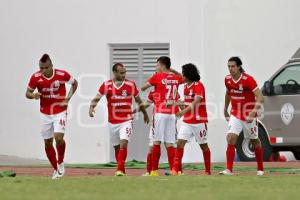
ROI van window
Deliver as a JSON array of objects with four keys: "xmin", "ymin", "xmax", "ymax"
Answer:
[{"xmin": 273, "ymin": 65, "xmax": 300, "ymax": 95}]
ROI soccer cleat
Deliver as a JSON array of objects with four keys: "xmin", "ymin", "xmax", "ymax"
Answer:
[
  {"xmin": 219, "ymin": 169, "xmax": 233, "ymax": 176},
  {"xmin": 142, "ymin": 172, "xmax": 151, "ymax": 176},
  {"xmin": 177, "ymin": 171, "xmax": 184, "ymax": 176},
  {"xmin": 204, "ymin": 171, "xmax": 211, "ymax": 175},
  {"xmin": 150, "ymin": 170, "xmax": 159, "ymax": 176},
  {"xmin": 170, "ymin": 170, "xmax": 178, "ymax": 176},
  {"xmin": 257, "ymin": 170, "xmax": 264, "ymax": 176},
  {"xmin": 52, "ymin": 170, "xmax": 60, "ymax": 179},
  {"xmin": 57, "ymin": 162, "xmax": 65, "ymax": 178},
  {"xmin": 115, "ymin": 171, "xmax": 126, "ymax": 176}
]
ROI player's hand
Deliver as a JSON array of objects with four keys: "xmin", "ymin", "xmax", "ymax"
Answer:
[
  {"xmin": 165, "ymin": 100, "xmax": 175, "ymax": 108},
  {"xmin": 176, "ymin": 110, "xmax": 184, "ymax": 119},
  {"xmin": 246, "ymin": 111, "xmax": 256, "ymax": 123},
  {"xmin": 89, "ymin": 107, "xmax": 96, "ymax": 117},
  {"xmin": 224, "ymin": 109, "xmax": 230, "ymax": 121},
  {"xmin": 132, "ymin": 108, "xmax": 137, "ymax": 114},
  {"xmin": 33, "ymin": 92, "xmax": 41, "ymax": 100},
  {"xmin": 59, "ymin": 99, "xmax": 69, "ymax": 108},
  {"xmin": 144, "ymin": 114, "xmax": 150, "ymax": 124}
]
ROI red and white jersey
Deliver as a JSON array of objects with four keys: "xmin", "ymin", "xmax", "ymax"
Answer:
[
  {"xmin": 148, "ymin": 72, "xmax": 183, "ymax": 114},
  {"xmin": 183, "ymin": 81, "xmax": 208, "ymax": 124},
  {"xmin": 98, "ymin": 79, "xmax": 139, "ymax": 124},
  {"xmin": 147, "ymin": 89, "xmax": 180, "ymax": 113},
  {"xmin": 225, "ymin": 73, "xmax": 258, "ymax": 121},
  {"xmin": 27, "ymin": 69, "xmax": 74, "ymax": 115}
]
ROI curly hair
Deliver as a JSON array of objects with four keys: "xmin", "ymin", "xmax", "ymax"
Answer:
[{"xmin": 182, "ymin": 63, "xmax": 200, "ymax": 82}]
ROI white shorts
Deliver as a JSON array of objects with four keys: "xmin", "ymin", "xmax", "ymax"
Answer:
[
  {"xmin": 109, "ymin": 120, "xmax": 133, "ymax": 146},
  {"xmin": 40, "ymin": 111, "xmax": 67, "ymax": 139},
  {"xmin": 153, "ymin": 113, "xmax": 177, "ymax": 143},
  {"xmin": 178, "ymin": 122, "xmax": 208, "ymax": 144},
  {"xmin": 227, "ymin": 115, "xmax": 258, "ymax": 139}
]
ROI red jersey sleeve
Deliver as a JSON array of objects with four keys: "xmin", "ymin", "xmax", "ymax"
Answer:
[
  {"xmin": 98, "ymin": 82, "xmax": 107, "ymax": 95},
  {"xmin": 28, "ymin": 74, "xmax": 37, "ymax": 90},
  {"xmin": 194, "ymin": 82, "xmax": 205, "ymax": 98},
  {"xmin": 148, "ymin": 74, "xmax": 158, "ymax": 86},
  {"xmin": 247, "ymin": 76, "xmax": 258, "ymax": 91},
  {"xmin": 61, "ymin": 70, "xmax": 73, "ymax": 84}
]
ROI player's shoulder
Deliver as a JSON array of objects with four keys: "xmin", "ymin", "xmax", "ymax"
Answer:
[
  {"xmin": 55, "ymin": 68, "xmax": 69, "ymax": 76},
  {"xmin": 103, "ymin": 79, "xmax": 113, "ymax": 86},
  {"xmin": 225, "ymin": 74, "xmax": 232, "ymax": 80},
  {"xmin": 32, "ymin": 71, "xmax": 42, "ymax": 78},
  {"xmin": 124, "ymin": 79, "xmax": 137, "ymax": 86},
  {"xmin": 242, "ymin": 73, "xmax": 255, "ymax": 80}
]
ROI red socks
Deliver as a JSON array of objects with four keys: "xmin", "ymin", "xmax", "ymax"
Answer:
[
  {"xmin": 146, "ymin": 151, "xmax": 153, "ymax": 173},
  {"xmin": 152, "ymin": 144, "xmax": 161, "ymax": 171},
  {"xmin": 255, "ymin": 146, "xmax": 264, "ymax": 171},
  {"xmin": 203, "ymin": 148, "xmax": 211, "ymax": 174},
  {"xmin": 173, "ymin": 147, "xmax": 184, "ymax": 172},
  {"xmin": 166, "ymin": 146, "xmax": 175, "ymax": 170},
  {"xmin": 45, "ymin": 146, "xmax": 58, "ymax": 170},
  {"xmin": 56, "ymin": 142, "xmax": 66, "ymax": 164},
  {"xmin": 117, "ymin": 148, "xmax": 127, "ymax": 173},
  {"xmin": 226, "ymin": 144, "xmax": 235, "ymax": 172}
]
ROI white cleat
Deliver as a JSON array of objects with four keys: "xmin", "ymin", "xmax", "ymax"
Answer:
[
  {"xmin": 219, "ymin": 169, "xmax": 233, "ymax": 176},
  {"xmin": 52, "ymin": 170, "xmax": 60, "ymax": 179},
  {"xmin": 58, "ymin": 162, "xmax": 65, "ymax": 178},
  {"xmin": 257, "ymin": 170, "xmax": 264, "ymax": 176}
]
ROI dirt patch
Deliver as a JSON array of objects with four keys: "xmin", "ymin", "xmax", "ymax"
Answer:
[{"xmin": 1, "ymin": 161, "xmax": 299, "ymax": 177}]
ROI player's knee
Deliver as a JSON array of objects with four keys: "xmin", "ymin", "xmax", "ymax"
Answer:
[
  {"xmin": 176, "ymin": 140, "xmax": 186, "ymax": 148},
  {"xmin": 227, "ymin": 133, "xmax": 238, "ymax": 145},
  {"xmin": 200, "ymin": 143, "xmax": 209, "ymax": 151}
]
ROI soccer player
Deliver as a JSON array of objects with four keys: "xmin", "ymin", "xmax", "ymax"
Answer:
[
  {"xmin": 25, "ymin": 54, "xmax": 78, "ymax": 179},
  {"xmin": 134, "ymin": 89, "xmax": 180, "ymax": 176},
  {"xmin": 219, "ymin": 57, "xmax": 264, "ymax": 176},
  {"xmin": 89, "ymin": 63, "xmax": 149, "ymax": 176},
  {"xmin": 141, "ymin": 56, "xmax": 183, "ymax": 176},
  {"xmin": 171, "ymin": 63, "xmax": 211, "ymax": 175}
]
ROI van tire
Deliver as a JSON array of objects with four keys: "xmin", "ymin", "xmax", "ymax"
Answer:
[
  {"xmin": 236, "ymin": 126, "xmax": 273, "ymax": 161},
  {"xmin": 292, "ymin": 148, "xmax": 300, "ymax": 160}
]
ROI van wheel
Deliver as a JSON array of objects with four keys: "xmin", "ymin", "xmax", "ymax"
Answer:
[{"xmin": 236, "ymin": 126, "xmax": 273, "ymax": 161}]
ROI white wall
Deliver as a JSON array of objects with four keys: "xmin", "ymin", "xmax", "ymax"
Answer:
[{"xmin": 0, "ymin": 0, "xmax": 299, "ymax": 163}]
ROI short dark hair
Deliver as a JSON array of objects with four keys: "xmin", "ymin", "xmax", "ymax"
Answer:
[
  {"xmin": 228, "ymin": 56, "xmax": 245, "ymax": 72},
  {"xmin": 182, "ymin": 63, "xmax": 200, "ymax": 82},
  {"xmin": 112, "ymin": 63, "xmax": 124, "ymax": 72},
  {"xmin": 40, "ymin": 54, "xmax": 51, "ymax": 63},
  {"xmin": 157, "ymin": 56, "xmax": 171, "ymax": 69}
]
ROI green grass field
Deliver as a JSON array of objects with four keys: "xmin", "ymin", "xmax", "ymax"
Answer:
[{"xmin": 1, "ymin": 176, "xmax": 299, "ymax": 200}]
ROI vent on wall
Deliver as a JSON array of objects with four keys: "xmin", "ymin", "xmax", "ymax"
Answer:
[{"xmin": 110, "ymin": 44, "xmax": 169, "ymax": 75}]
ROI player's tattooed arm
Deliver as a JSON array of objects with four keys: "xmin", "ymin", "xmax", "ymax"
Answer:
[
  {"xmin": 89, "ymin": 93, "xmax": 103, "ymax": 117},
  {"xmin": 176, "ymin": 96, "xmax": 201, "ymax": 119},
  {"xmin": 25, "ymin": 88, "xmax": 41, "ymax": 100},
  {"xmin": 134, "ymin": 96, "xmax": 150, "ymax": 124},
  {"xmin": 60, "ymin": 79, "xmax": 78, "ymax": 108},
  {"xmin": 246, "ymin": 88, "xmax": 264, "ymax": 123},
  {"xmin": 224, "ymin": 90, "xmax": 231, "ymax": 121}
]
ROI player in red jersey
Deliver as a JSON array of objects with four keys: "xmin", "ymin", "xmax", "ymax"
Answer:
[
  {"xmin": 89, "ymin": 63, "xmax": 149, "ymax": 176},
  {"xmin": 219, "ymin": 57, "xmax": 265, "ymax": 176},
  {"xmin": 134, "ymin": 89, "xmax": 181, "ymax": 176},
  {"xmin": 141, "ymin": 56, "xmax": 183, "ymax": 176},
  {"xmin": 26, "ymin": 54, "xmax": 78, "ymax": 179},
  {"xmin": 170, "ymin": 63, "xmax": 211, "ymax": 175}
]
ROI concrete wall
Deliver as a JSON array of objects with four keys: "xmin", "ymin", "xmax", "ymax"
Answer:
[{"xmin": 0, "ymin": 0, "xmax": 299, "ymax": 163}]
